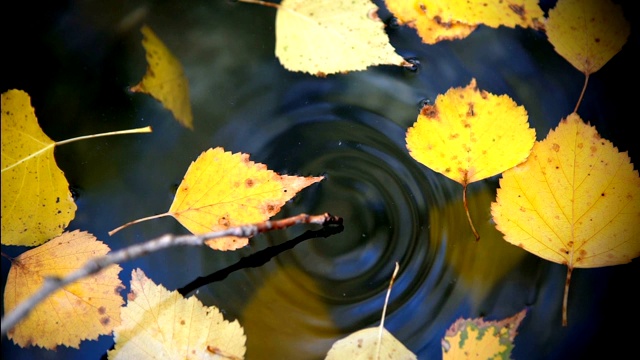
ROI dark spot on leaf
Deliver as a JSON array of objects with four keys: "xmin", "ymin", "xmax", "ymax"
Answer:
[
  {"xmin": 100, "ymin": 317, "xmax": 110, "ymax": 326},
  {"xmin": 98, "ymin": 306, "xmax": 107, "ymax": 315},
  {"xmin": 245, "ymin": 179, "xmax": 254, "ymax": 188},
  {"xmin": 420, "ymin": 104, "xmax": 438, "ymax": 118}
]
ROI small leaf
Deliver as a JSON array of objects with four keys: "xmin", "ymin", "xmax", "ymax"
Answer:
[
  {"xmin": 441, "ymin": 309, "xmax": 527, "ymax": 360},
  {"xmin": 1, "ymin": 89, "xmax": 77, "ymax": 246},
  {"xmin": 131, "ymin": 24, "xmax": 194, "ymax": 129},
  {"xmin": 4, "ymin": 230, "xmax": 124, "ymax": 349},
  {"xmin": 325, "ymin": 327, "xmax": 416, "ymax": 360},
  {"xmin": 406, "ymin": 79, "xmax": 535, "ymax": 239},
  {"xmin": 275, "ymin": 0, "xmax": 407, "ymax": 75},
  {"xmin": 109, "ymin": 268, "xmax": 246, "ymax": 360},
  {"xmin": 546, "ymin": 0, "xmax": 630, "ymax": 75}
]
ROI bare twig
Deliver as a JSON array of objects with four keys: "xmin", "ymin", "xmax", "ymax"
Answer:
[{"xmin": 1, "ymin": 213, "xmax": 342, "ymax": 336}]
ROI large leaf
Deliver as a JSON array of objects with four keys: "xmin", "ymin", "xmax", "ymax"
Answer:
[
  {"xmin": 4, "ymin": 231, "xmax": 124, "ymax": 349},
  {"xmin": 1, "ymin": 89, "xmax": 77, "ymax": 246}
]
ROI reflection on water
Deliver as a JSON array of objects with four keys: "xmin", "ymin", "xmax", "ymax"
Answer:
[{"xmin": 2, "ymin": 1, "xmax": 639, "ymax": 360}]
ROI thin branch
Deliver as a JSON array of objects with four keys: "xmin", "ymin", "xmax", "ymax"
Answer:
[{"xmin": 1, "ymin": 212, "xmax": 342, "ymax": 336}]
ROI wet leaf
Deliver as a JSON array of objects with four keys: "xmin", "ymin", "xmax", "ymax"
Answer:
[
  {"xmin": 546, "ymin": 0, "xmax": 630, "ymax": 75},
  {"xmin": 491, "ymin": 113, "xmax": 640, "ymax": 324},
  {"xmin": 406, "ymin": 79, "xmax": 535, "ymax": 239},
  {"xmin": 110, "ymin": 147, "xmax": 324, "ymax": 251},
  {"xmin": 385, "ymin": 0, "xmax": 543, "ymax": 44},
  {"xmin": 130, "ymin": 24, "xmax": 193, "ymax": 129},
  {"xmin": 275, "ymin": 0, "xmax": 407, "ymax": 75},
  {"xmin": 441, "ymin": 309, "xmax": 527, "ymax": 359},
  {"xmin": 4, "ymin": 230, "xmax": 124, "ymax": 349},
  {"xmin": 109, "ymin": 268, "xmax": 246, "ymax": 360},
  {"xmin": 1, "ymin": 89, "xmax": 77, "ymax": 247}
]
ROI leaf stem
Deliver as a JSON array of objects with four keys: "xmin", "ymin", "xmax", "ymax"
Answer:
[
  {"xmin": 108, "ymin": 212, "xmax": 171, "ymax": 236},
  {"xmin": 463, "ymin": 184, "xmax": 480, "ymax": 241},
  {"xmin": 236, "ymin": 0, "xmax": 280, "ymax": 9},
  {"xmin": 377, "ymin": 262, "xmax": 400, "ymax": 360},
  {"xmin": 562, "ymin": 265, "xmax": 573, "ymax": 326},
  {"xmin": 573, "ymin": 74, "xmax": 589, "ymax": 114},
  {"xmin": 55, "ymin": 126, "xmax": 152, "ymax": 146}
]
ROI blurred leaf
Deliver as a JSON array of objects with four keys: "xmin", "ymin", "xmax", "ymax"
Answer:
[
  {"xmin": 325, "ymin": 327, "xmax": 416, "ymax": 360},
  {"xmin": 4, "ymin": 230, "xmax": 124, "ymax": 349},
  {"xmin": 1, "ymin": 89, "xmax": 77, "ymax": 247},
  {"xmin": 131, "ymin": 25, "xmax": 194, "ymax": 129},
  {"xmin": 385, "ymin": 0, "xmax": 543, "ymax": 44},
  {"xmin": 546, "ymin": 0, "xmax": 630, "ymax": 75},
  {"xmin": 275, "ymin": 0, "xmax": 407, "ymax": 76},
  {"xmin": 109, "ymin": 268, "xmax": 245, "ymax": 360},
  {"xmin": 441, "ymin": 309, "xmax": 527, "ymax": 359}
]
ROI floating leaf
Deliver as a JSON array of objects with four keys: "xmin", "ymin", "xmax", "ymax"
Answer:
[
  {"xmin": 491, "ymin": 113, "xmax": 640, "ymax": 325},
  {"xmin": 109, "ymin": 268, "xmax": 246, "ymax": 360},
  {"xmin": 131, "ymin": 24, "xmax": 194, "ymax": 129},
  {"xmin": 546, "ymin": 0, "xmax": 630, "ymax": 75},
  {"xmin": 441, "ymin": 309, "xmax": 527, "ymax": 359},
  {"xmin": 2, "ymin": 89, "xmax": 77, "ymax": 246},
  {"xmin": 4, "ymin": 230, "xmax": 124, "ymax": 349},
  {"xmin": 274, "ymin": 0, "xmax": 407, "ymax": 76},
  {"xmin": 385, "ymin": 0, "xmax": 543, "ymax": 44},
  {"xmin": 110, "ymin": 147, "xmax": 324, "ymax": 251},
  {"xmin": 406, "ymin": 79, "xmax": 535, "ymax": 239}
]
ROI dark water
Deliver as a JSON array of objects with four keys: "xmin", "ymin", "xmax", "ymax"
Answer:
[{"xmin": 2, "ymin": 1, "xmax": 639, "ymax": 359}]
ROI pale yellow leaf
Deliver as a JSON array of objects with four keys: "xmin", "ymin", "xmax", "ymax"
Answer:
[{"xmin": 325, "ymin": 327, "xmax": 416, "ymax": 360}]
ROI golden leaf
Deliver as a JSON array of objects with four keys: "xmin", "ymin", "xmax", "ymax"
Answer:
[
  {"xmin": 1, "ymin": 89, "xmax": 77, "ymax": 246},
  {"xmin": 491, "ymin": 113, "xmax": 640, "ymax": 325},
  {"xmin": 3, "ymin": 230, "xmax": 124, "ymax": 349},
  {"xmin": 385, "ymin": 0, "xmax": 543, "ymax": 44},
  {"xmin": 441, "ymin": 309, "xmax": 527, "ymax": 359},
  {"xmin": 109, "ymin": 268, "xmax": 246, "ymax": 360},
  {"xmin": 546, "ymin": 0, "xmax": 630, "ymax": 75},
  {"xmin": 110, "ymin": 147, "xmax": 324, "ymax": 251},
  {"xmin": 325, "ymin": 327, "xmax": 416, "ymax": 360},
  {"xmin": 492, "ymin": 113, "xmax": 640, "ymax": 268},
  {"xmin": 406, "ymin": 79, "xmax": 535, "ymax": 239},
  {"xmin": 275, "ymin": 0, "xmax": 406, "ymax": 75},
  {"xmin": 130, "ymin": 24, "xmax": 193, "ymax": 129}
]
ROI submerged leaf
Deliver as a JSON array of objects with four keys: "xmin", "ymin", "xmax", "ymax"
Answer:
[
  {"xmin": 131, "ymin": 25, "xmax": 193, "ymax": 129},
  {"xmin": 1, "ymin": 89, "xmax": 77, "ymax": 246},
  {"xmin": 4, "ymin": 231, "xmax": 124, "ymax": 349}
]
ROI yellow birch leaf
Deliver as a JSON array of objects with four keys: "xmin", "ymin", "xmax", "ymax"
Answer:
[
  {"xmin": 385, "ymin": 0, "xmax": 544, "ymax": 44},
  {"xmin": 130, "ymin": 24, "xmax": 193, "ymax": 129},
  {"xmin": 441, "ymin": 309, "xmax": 526, "ymax": 360},
  {"xmin": 275, "ymin": 0, "xmax": 407, "ymax": 76},
  {"xmin": 406, "ymin": 79, "xmax": 535, "ymax": 238},
  {"xmin": 491, "ymin": 113, "xmax": 640, "ymax": 325},
  {"xmin": 3, "ymin": 230, "xmax": 124, "ymax": 349},
  {"xmin": 1, "ymin": 89, "xmax": 77, "ymax": 247},
  {"xmin": 546, "ymin": 0, "xmax": 630, "ymax": 75},
  {"xmin": 109, "ymin": 268, "xmax": 246, "ymax": 360},
  {"xmin": 111, "ymin": 147, "xmax": 324, "ymax": 251},
  {"xmin": 325, "ymin": 327, "xmax": 417, "ymax": 360}
]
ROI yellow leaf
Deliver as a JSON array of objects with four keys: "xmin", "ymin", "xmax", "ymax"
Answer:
[
  {"xmin": 275, "ymin": 0, "xmax": 406, "ymax": 76},
  {"xmin": 385, "ymin": 0, "xmax": 544, "ymax": 44},
  {"xmin": 109, "ymin": 268, "xmax": 246, "ymax": 360},
  {"xmin": 406, "ymin": 78, "xmax": 535, "ymax": 185},
  {"xmin": 1, "ymin": 89, "xmax": 77, "ymax": 247},
  {"xmin": 131, "ymin": 24, "xmax": 193, "ymax": 129},
  {"xmin": 441, "ymin": 309, "xmax": 526, "ymax": 360},
  {"xmin": 3, "ymin": 230, "xmax": 124, "ymax": 349},
  {"xmin": 406, "ymin": 79, "xmax": 535, "ymax": 239},
  {"xmin": 325, "ymin": 327, "xmax": 417, "ymax": 360},
  {"xmin": 546, "ymin": 0, "xmax": 630, "ymax": 75},
  {"xmin": 491, "ymin": 113, "xmax": 640, "ymax": 269}
]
